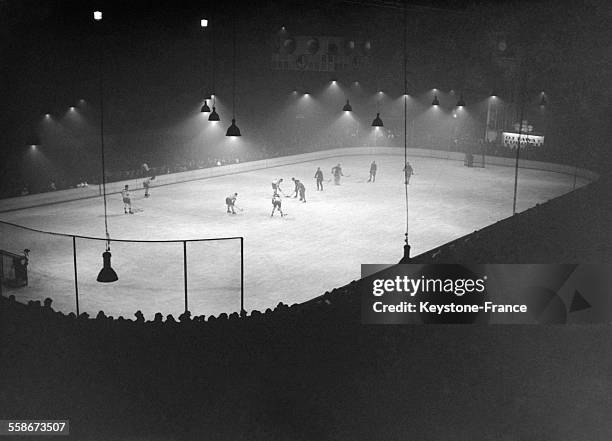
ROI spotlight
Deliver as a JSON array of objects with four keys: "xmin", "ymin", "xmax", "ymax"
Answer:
[
  {"xmin": 331, "ymin": 80, "xmax": 337, "ymax": 85},
  {"xmin": 26, "ymin": 135, "xmax": 40, "ymax": 147},
  {"xmin": 201, "ymin": 101, "xmax": 211, "ymax": 113},
  {"xmin": 226, "ymin": 118, "xmax": 241, "ymax": 137},
  {"xmin": 342, "ymin": 99, "xmax": 352, "ymax": 112},
  {"xmin": 432, "ymin": 95, "xmax": 440, "ymax": 106},
  {"xmin": 97, "ymin": 250, "xmax": 118, "ymax": 282},
  {"xmin": 208, "ymin": 106, "xmax": 220, "ymax": 121},
  {"xmin": 200, "ymin": 18, "xmax": 208, "ymax": 28},
  {"xmin": 456, "ymin": 94, "xmax": 466, "ymax": 107},
  {"xmin": 69, "ymin": 106, "xmax": 76, "ymax": 111},
  {"xmin": 93, "ymin": 10, "xmax": 102, "ymax": 21},
  {"xmin": 371, "ymin": 112, "xmax": 383, "ymax": 127}
]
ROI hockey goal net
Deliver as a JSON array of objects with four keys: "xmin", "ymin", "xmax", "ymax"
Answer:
[{"xmin": 463, "ymin": 150, "xmax": 485, "ymax": 168}]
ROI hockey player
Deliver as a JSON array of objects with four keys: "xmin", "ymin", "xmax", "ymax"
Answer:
[
  {"xmin": 225, "ymin": 192, "xmax": 238, "ymax": 214},
  {"xmin": 464, "ymin": 151, "xmax": 474, "ymax": 167},
  {"xmin": 331, "ymin": 163, "xmax": 344, "ymax": 185},
  {"xmin": 367, "ymin": 161, "xmax": 377, "ymax": 183},
  {"xmin": 298, "ymin": 181, "xmax": 306, "ymax": 203},
  {"xmin": 143, "ymin": 177, "xmax": 152, "ymax": 198},
  {"xmin": 121, "ymin": 185, "xmax": 133, "ymax": 214},
  {"xmin": 271, "ymin": 178, "xmax": 284, "ymax": 195},
  {"xmin": 291, "ymin": 177, "xmax": 300, "ymax": 198},
  {"xmin": 314, "ymin": 167, "xmax": 324, "ymax": 191},
  {"xmin": 403, "ymin": 161, "xmax": 414, "ymax": 185},
  {"xmin": 271, "ymin": 192, "xmax": 285, "ymax": 217}
]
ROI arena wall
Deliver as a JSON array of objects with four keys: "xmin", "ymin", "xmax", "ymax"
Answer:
[{"xmin": 0, "ymin": 147, "xmax": 599, "ymax": 212}]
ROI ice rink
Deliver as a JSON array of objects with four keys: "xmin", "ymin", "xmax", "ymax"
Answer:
[{"xmin": 0, "ymin": 154, "xmax": 587, "ymax": 318}]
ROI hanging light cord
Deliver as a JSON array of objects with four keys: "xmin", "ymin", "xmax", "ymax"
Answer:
[
  {"xmin": 403, "ymin": 1, "xmax": 409, "ymax": 248},
  {"xmin": 212, "ymin": 17, "xmax": 216, "ymax": 107},
  {"xmin": 232, "ymin": 15, "xmax": 236, "ymax": 119},
  {"xmin": 99, "ymin": 37, "xmax": 110, "ymax": 252}
]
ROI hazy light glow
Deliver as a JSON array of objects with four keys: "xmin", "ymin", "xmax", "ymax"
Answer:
[
  {"xmin": 93, "ymin": 11, "xmax": 102, "ymax": 21},
  {"xmin": 69, "ymin": 107, "xmax": 76, "ymax": 111}
]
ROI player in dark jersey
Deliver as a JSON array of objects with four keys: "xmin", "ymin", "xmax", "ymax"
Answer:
[
  {"xmin": 314, "ymin": 167, "xmax": 324, "ymax": 191},
  {"xmin": 291, "ymin": 177, "xmax": 300, "ymax": 198},
  {"xmin": 367, "ymin": 161, "xmax": 377, "ymax": 182},
  {"xmin": 143, "ymin": 177, "xmax": 152, "ymax": 197},
  {"xmin": 225, "ymin": 193, "xmax": 238, "ymax": 214},
  {"xmin": 298, "ymin": 181, "xmax": 306, "ymax": 202},
  {"xmin": 403, "ymin": 162, "xmax": 414, "ymax": 185}
]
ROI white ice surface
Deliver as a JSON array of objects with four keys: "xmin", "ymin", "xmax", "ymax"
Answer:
[{"xmin": 0, "ymin": 154, "xmax": 586, "ymax": 318}]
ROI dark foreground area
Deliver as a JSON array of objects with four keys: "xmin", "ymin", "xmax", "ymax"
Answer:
[{"xmin": 1, "ymin": 174, "xmax": 611, "ymax": 440}]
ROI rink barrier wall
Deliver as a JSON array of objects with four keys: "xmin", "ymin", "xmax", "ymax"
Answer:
[{"xmin": 0, "ymin": 147, "xmax": 599, "ymax": 213}]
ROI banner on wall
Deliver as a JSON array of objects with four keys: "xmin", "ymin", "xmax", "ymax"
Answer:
[{"xmin": 502, "ymin": 132, "xmax": 545, "ymax": 148}]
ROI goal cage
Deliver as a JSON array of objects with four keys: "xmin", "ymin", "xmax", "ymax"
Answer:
[
  {"xmin": 0, "ymin": 249, "xmax": 28, "ymax": 288},
  {"xmin": 463, "ymin": 149, "xmax": 486, "ymax": 168}
]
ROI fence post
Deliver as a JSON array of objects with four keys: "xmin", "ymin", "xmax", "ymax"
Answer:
[
  {"xmin": 73, "ymin": 236, "xmax": 79, "ymax": 316},
  {"xmin": 183, "ymin": 240, "xmax": 188, "ymax": 313},
  {"xmin": 240, "ymin": 237, "xmax": 244, "ymax": 315}
]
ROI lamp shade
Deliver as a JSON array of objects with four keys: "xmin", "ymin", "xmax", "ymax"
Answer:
[
  {"xmin": 226, "ymin": 118, "xmax": 241, "ymax": 137},
  {"xmin": 342, "ymin": 99, "xmax": 352, "ymax": 112},
  {"xmin": 97, "ymin": 251, "xmax": 118, "ymax": 283},
  {"xmin": 539, "ymin": 95, "xmax": 547, "ymax": 106},
  {"xmin": 456, "ymin": 94, "xmax": 466, "ymax": 107},
  {"xmin": 432, "ymin": 95, "xmax": 440, "ymax": 106},
  {"xmin": 371, "ymin": 112, "xmax": 383, "ymax": 127},
  {"xmin": 208, "ymin": 106, "xmax": 220, "ymax": 121},
  {"xmin": 201, "ymin": 101, "xmax": 211, "ymax": 113}
]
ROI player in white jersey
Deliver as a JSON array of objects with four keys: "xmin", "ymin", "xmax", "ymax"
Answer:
[
  {"xmin": 121, "ymin": 185, "xmax": 133, "ymax": 214},
  {"xmin": 271, "ymin": 178, "xmax": 284, "ymax": 195},
  {"xmin": 271, "ymin": 192, "xmax": 285, "ymax": 217}
]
